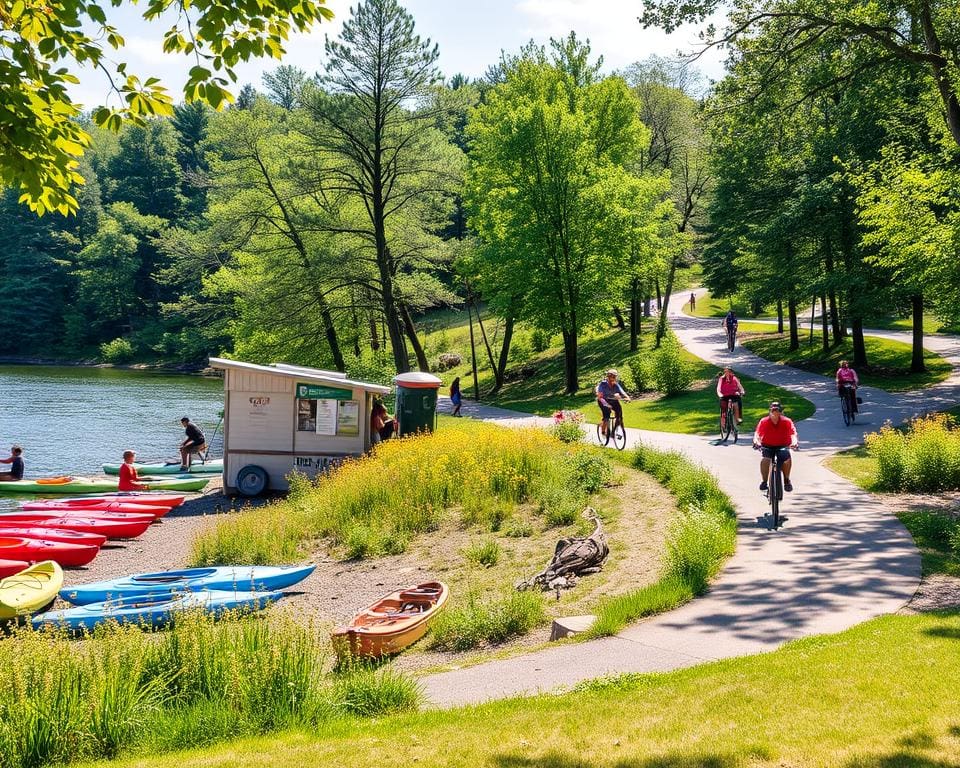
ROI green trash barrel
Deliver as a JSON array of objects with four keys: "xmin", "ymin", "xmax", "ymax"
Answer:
[{"xmin": 393, "ymin": 372, "xmax": 442, "ymax": 437}]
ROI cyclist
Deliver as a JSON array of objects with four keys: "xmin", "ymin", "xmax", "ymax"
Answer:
[
  {"xmin": 835, "ymin": 360, "xmax": 859, "ymax": 414},
  {"xmin": 716, "ymin": 367, "xmax": 745, "ymax": 426},
  {"xmin": 596, "ymin": 369, "xmax": 631, "ymax": 436},
  {"xmin": 722, "ymin": 310, "xmax": 738, "ymax": 348},
  {"xmin": 752, "ymin": 401, "xmax": 799, "ymax": 492}
]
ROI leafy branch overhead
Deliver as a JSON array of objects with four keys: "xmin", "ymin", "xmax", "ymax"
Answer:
[{"xmin": 0, "ymin": 0, "xmax": 333, "ymax": 215}]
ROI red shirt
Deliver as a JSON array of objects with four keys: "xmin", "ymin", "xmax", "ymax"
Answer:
[
  {"xmin": 118, "ymin": 462, "xmax": 143, "ymax": 491},
  {"xmin": 755, "ymin": 415, "xmax": 797, "ymax": 447},
  {"xmin": 717, "ymin": 375, "xmax": 743, "ymax": 397},
  {"xmin": 837, "ymin": 367, "xmax": 858, "ymax": 385}
]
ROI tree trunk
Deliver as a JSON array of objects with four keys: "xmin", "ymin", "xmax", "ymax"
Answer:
[
  {"xmin": 630, "ymin": 278, "xmax": 640, "ymax": 352},
  {"xmin": 751, "ymin": 299, "xmax": 761, "ymax": 316},
  {"xmin": 644, "ymin": 294, "xmax": 652, "ymax": 317},
  {"xmin": 655, "ymin": 279, "xmax": 662, "ymax": 311},
  {"xmin": 777, "ymin": 300, "xmax": 784, "ymax": 334},
  {"xmin": 474, "ymin": 301, "xmax": 499, "ymax": 377},
  {"xmin": 820, "ymin": 293, "xmax": 829, "ymax": 352},
  {"xmin": 613, "ymin": 306, "xmax": 626, "ymax": 330},
  {"xmin": 491, "ymin": 315, "xmax": 514, "ymax": 394},
  {"xmin": 852, "ymin": 317, "xmax": 868, "ymax": 367},
  {"xmin": 788, "ymin": 297, "xmax": 799, "ymax": 351},
  {"xmin": 655, "ymin": 255, "xmax": 679, "ymax": 347},
  {"xmin": 466, "ymin": 300, "xmax": 480, "ymax": 400},
  {"xmin": 562, "ymin": 328, "xmax": 578, "ymax": 394},
  {"xmin": 368, "ymin": 309, "xmax": 380, "ymax": 351},
  {"xmin": 911, "ymin": 294, "xmax": 926, "ymax": 373},
  {"xmin": 398, "ymin": 302, "xmax": 429, "ymax": 372}
]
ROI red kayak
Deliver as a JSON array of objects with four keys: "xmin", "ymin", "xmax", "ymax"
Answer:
[
  {"xmin": 1, "ymin": 510, "xmax": 155, "ymax": 524},
  {"xmin": 0, "ymin": 527, "xmax": 108, "ymax": 547},
  {"xmin": 0, "ymin": 559, "xmax": 29, "ymax": 578},
  {"xmin": 19, "ymin": 501, "xmax": 171, "ymax": 518},
  {"xmin": 0, "ymin": 517, "xmax": 151, "ymax": 539},
  {"xmin": 59, "ymin": 493, "xmax": 186, "ymax": 508},
  {"xmin": 0, "ymin": 536, "xmax": 99, "ymax": 567}
]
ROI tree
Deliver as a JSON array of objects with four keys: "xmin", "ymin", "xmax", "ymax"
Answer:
[
  {"xmin": 263, "ymin": 65, "xmax": 310, "ymax": 110},
  {"xmin": 467, "ymin": 40, "xmax": 673, "ymax": 393},
  {"xmin": 303, "ymin": 0, "xmax": 462, "ymax": 373},
  {"xmin": 0, "ymin": 0, "xmax": 333, "ymax": 215},
  {"xmin": 107, "ymin": 122, "xmax": 184, "ymax": 220}
]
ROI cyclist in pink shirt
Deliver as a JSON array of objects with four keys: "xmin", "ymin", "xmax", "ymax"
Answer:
[
  {"xmin": 836, "ymin": 360, "xmax": 859, "ymax": 413},
  {"xmin": 716, "ymin": 366, "xmax": 745, "ymax": 425}
]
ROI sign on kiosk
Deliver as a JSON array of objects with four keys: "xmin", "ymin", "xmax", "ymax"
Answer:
[{"xmin": 297, "ymin": 383, "xmax": 353, "ymax": 400}]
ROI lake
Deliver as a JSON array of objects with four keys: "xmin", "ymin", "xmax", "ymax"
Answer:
[{"xmin": 0, "ymin": 365, "xmax": 223, "ymax": 509}]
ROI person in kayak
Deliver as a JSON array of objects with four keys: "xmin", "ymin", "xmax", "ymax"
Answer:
[
  {"xmin": 0, "ymin": 445, "xmax": 24, "ymax": 481},
  {"xmin": 118, "ymin": 450, "xmax": 150, "ymax": 491},
  {"xmin": 179, "ymin": 417, "xmax": 207, "ymax": 471}
]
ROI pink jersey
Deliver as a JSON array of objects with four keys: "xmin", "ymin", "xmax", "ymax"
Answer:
[
  {"xmin": 837, "ymin": 367, "xmax": 858, "ymax": 385},
  {"xmin": 717, "ymin": 375, "xmax": 743, "ymax": 397}
]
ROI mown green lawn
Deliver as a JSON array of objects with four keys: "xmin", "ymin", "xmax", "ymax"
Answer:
[
  {"xmin": 92, "ymin": 612, "xmax": 960, "ymax": 768},
  {"xmin": 743, "ymin": 333, "xmax": 952, "ymax": 392},
  {"xmin": 682, "ymin": 291, "xmax": 761, "ymax": 319}
]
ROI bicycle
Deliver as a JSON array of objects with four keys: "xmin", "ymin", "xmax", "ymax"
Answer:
[
  {"xmin": 597, "ymin": 404, "xmax": 627, "ymax": 450},
  {"xmin": 755, "ymin": 444, "xmax": 795, "ymax": 530},
  {"xmin": 719, "ymin": 398, "xmax": 739, "ymax": 443},
  {"xmin": 840, "ymin": 384, "xmax": 856, "ymax": 427},
  {"xmin": 725, "ymin": 326, "xmax": 737, "ymax": 352}
]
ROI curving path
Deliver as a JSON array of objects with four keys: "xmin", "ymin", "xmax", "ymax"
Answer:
[{"xmin": 419, "ymin": 293, "xmax": 960, "ymax": 708}]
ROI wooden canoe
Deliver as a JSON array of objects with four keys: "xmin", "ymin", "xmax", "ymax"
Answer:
[{"xmin": 331, "ymin": 581, "xmax": 448, "ymax": 658}]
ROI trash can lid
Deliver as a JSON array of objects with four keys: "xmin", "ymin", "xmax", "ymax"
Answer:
[{"xmin": 393, "ymin": 372, "xmax": 442, "ymax": 389}]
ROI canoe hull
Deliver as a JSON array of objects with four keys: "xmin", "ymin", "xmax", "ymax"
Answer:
[
  {"xmin": 0, "ymin": 517, "xmax": 152, "ymax": 539},
  {"xmin": 33, "ymin": 589, "xmax": 282, "ymax": 632},
  {"xmin": 0, "ymin": 528, "xmax": 108, "ymax": 547},
  {"xmin": 0, "ymin": 561, "xmax": 63, "ymax": 619},
  {"xmin": 41, "ymin": 493, "xmax": 185, "ymax": 508},
  {"xmin": 61, "ymin": 564, "xmax": 316, "ymax": 605},
  {"xmin": 0, "ymin": 477, "xmax": 208, "ymax": 495},
  {"xmin": 0, "ymin": 537, "xmax": 98, "ymax": 568},
  {"xmin": 331, "ymin": 581, "xmax": 448, "ymax": 658},
  {"xmin": 0, "ymin": 560, "xmax": 29, "ymax": 579},
  {"xmin": 20, "ymin": 501, "xmax": 170, "ymax": 517},
  {"xmin": 102, "ymin": 460, "xmax": 222, "ymax": 476}
]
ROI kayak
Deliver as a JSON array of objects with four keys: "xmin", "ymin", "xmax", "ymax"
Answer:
[
  {"xmin": 0, "ymin": 561, "xmax": 63, "ymax": 619},
  {"xmin": 33, "ymin": 589, "xmax": 283, "ymax": 632},
  {"xmin": 0, "ymin": 477, "xmax": 209, "ymax": 495},
  {"xmin": 0, "ymin": 536, "xmax": 99, "ymax": 568},
  {"xmin": 1, "ymin": 510, "xmax": 155, "ymax": 524},
  {"xmin": 102, "ymin": 460, "xmax": 223, "ymax": 476},
  {"xmin": 19, "ymin": 501, "xmax": 171, "ymax": 518},
  {"xmin": 0, "ymin": 517, "xmax": 152, "ymax": 539},
  {"xmin": 0, "ymin": 527, "xmax": 108, "ymax": 547},
  {"xmin": 52, "ymin": 493, "xmax": 186, "ymax": 508},
  {"xmin": 0, "ymin": 560, "xmax": 29, "ymax": 579},
  {"xmin": 61, "ymin": 564, "xmax": 317, "ymax": 605}
]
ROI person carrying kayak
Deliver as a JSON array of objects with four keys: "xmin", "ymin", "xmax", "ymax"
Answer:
[
  {"xmin": 118, "ymin": 450, "xmax": 151, "ymax": 491},
  {"xmin": 0, "ymin": 445, "xmax": 24, "ymax": 481},
  {"xmin": 179, "ymin": 417, "xmax": 206, "ymax": 471}
]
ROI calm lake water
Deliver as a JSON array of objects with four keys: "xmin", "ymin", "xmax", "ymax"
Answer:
[{"xmin": 0, "ymin": 365, "xmax": 223, "ymax": 509}]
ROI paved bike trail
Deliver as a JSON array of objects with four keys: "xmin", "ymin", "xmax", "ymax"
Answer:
[{"xmin": 417, "ymin": 298, "xmax": 958, "ymax": 708}]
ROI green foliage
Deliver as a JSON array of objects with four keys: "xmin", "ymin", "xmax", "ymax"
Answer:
[
  {"xmin": 550, "ymin": 420, "xmax": 586, "ymax": 443},
  {"xmin": 626, "ymin": 354, "xmax": 652, "ymax": 392},
  {"xmin": 649, "ymin": 333, "xmax": 693, "ymax": 395},
  {"xmin": 428, "ymin": 590, "xmax": 546, "ymax": 651},
  {"xmin": 99, "ymin": 337, "xmax": 135, "ymax": 364},
  {"xmin": 531, "ymin": 328, "xmax": 552, "ymax": 352},
  {"xmin": 866, "ymin": 415, "xmax": 960, "ymax": 492},
  {"xmin": 462, "ymin": 539, "xmax": 501, "ymax": 568},
  {"xmin": 586, "ymin": 577, "xmax": 693, "ymax": 638}
]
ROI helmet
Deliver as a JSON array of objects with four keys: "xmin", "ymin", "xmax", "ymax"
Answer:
[
  {"xmin": 605, "ymin": 369, "xmax": 619, "ymax": 378},
  {"xmin": 769, "ymin": 401, "xmax": 783, "ymax": 412}
]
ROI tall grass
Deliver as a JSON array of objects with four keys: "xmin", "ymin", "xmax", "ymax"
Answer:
[
  {"xmin": 192, "ymin": 423, "xmax": 611, "ymax": 564},
  {"xmin": 866, "ymin": 414, "xmax": 960, "ymax": 491},
  {"xmin": 428, "ymin": 590, "xmax": 547, "ymax": 652},
  {"xmin": 0, "ymin": 611, "xmax": 421, "ymax": 768},
  {"xmin": 588, "ymin": 443, "xmax": 737, "ymax": 637}
]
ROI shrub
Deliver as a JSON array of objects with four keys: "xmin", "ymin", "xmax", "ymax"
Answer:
[
  {"xmin": 626, "ymin": 354, "xmax": 652, "ymax": 392},
  {"xmin": 463, "ymin": 539, "xmax": 501, "ymax": 568},
  {"xmin": 435, "ymin": 352, "xmax": 462, "ymax": 371},
  {"xmin": 100, "ymin": 337, "xmax": 135, "ymax": 364},
  {"xmin": 551, "ymin": 421, "xmax": 586, "ymax": 443},
  {"xmin": 586, "ymin": 577, "xmax": 693, "ymax": 638},
  {"xmin": 531, "ymin": 328, "xmax": 553, "ymax": 352},
  {"xmin": 866, "ymin": 415, "xmax": 960, "ymax": 492},
  {"xmin": 428, "ymin": 590, "xmax": 546, "ymax": 651},
  {"xmin": 332, "ymin": 666, "xmax": 423, "ymax": 717},
  {"xmin": 566, "ymin": 450, "xmax": 613, "ymax": 494},
  {"xmin": 504, "ymin": 519, "xmax": 533, "ymax": 538},
  {"xmin": 650, "ymin": 333, "xmax": 693, "ymax": 395}
]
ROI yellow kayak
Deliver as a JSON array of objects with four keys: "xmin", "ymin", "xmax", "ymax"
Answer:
[{"xmin": 0, "ymin": 561, "xmax": 63, "ymax": 619}]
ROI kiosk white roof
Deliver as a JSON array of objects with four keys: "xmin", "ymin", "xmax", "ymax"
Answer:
[{"xmin": 209, "ymin": 358, "xmax": 391, "ymax": 394}]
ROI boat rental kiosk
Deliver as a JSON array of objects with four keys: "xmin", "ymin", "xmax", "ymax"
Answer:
[{"xmin": 209, "ymin": 358, "xmax": 392, "ymax": 496}]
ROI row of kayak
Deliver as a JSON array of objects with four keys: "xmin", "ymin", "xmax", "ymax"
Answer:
[
  {"xmin": 102, "ymin": 459, "xmax": 223, "ymax": 476},
  {"xmin": 0, "ymin": 562, "xmax": 315, "ymax": 628},
  {"xmin": 0, "ymin": 476, "xmax": 210, "ymax": 495}
]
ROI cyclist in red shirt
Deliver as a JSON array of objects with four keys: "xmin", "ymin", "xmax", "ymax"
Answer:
[
  {"xmin": 752, "ymin": 401, "xmax": 799, "ymax": 492},
  {"xmin": 716, "ymin": 367, "xmax": 745, "ymax": 425}
]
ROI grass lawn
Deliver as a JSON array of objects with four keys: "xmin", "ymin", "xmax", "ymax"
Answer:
[
  {"xmin": 682, "ymin": 292, "xmax": 761, "ymax": 319},
  {"xmin": 92, "ymin": 612, "xmax": 960, "ymax": 768},
  {"xmin": 823, "ymin": 445, "xmax": 877, "ymax": 492},
  {"xmin": 743, "ymin": 332, "xmax": 952, "ymax": 392}
]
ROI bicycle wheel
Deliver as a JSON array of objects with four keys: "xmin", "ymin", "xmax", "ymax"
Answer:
[
  {"xmin": 841, "ymin": 393, "xmax": 851, "ymax": 426},
  {"xmin": 612, "ymin": 419, "xmax": 627, "ymax": 451},
  {"xmin": 730, "ymin": 404, "xmax": 739, "ymax": 443},
  {"xmin": 596, "ymin": 420, "xmax": 610, "ymax": 446},
  {"xmin": 770, "ymin": 464, "xmax": 782, "ymax": 530},
  {"xmin": 719, "ymin": 409, "xmax": 731, "ymax": 442}
]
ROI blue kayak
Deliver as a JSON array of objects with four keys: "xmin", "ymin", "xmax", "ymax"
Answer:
[
  {"xmin": 60, "ymin": 564, "xmax": 315, "ymax": 605},
  {"xmin": 32, "ymin": 589, "xmax": 282, "ymax": 632}
]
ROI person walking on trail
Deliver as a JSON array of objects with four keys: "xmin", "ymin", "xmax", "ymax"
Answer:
[
  {"xmin": 595, "ymin": 369, "xmax": 631, "ymax": 436},
  {"xmin": 450, "ymin": 376, "xmax": 463, "ymax": 417},
  {"xmin": 716, "ymin": 367, "xmax": 745, "ymax": 425},
  {"xmin": 178, "ymin": 417, "xmax": 206, "ymax": 471},
  {"xmin": 118, "ymin": 450, "xmax": 150, "ymax": 491},
  {"xmin": 689, "ymin": 292, "xmax": 696, "ymax": 311},
  {"xmin": 0, "ymin": 445, "xmax": 24, "ymax": 481},
  {"xmin": 836, "ymin": 360, "xmax": 860, "ymax": 414},
  {"xmin": 753, "ymin": 402, "xmax": 799, "ymax": 492}
]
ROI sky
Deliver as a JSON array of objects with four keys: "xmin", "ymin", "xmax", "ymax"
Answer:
[{"xmin": 71, "ymin": 0, "xmax": 727, "ymax": 109}]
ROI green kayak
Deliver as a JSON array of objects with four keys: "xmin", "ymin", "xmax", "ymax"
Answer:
[
  {"xmin": 0, "ymin": 476, "xmax": 210, "ymax": 495},
  {"xmin": 102, "ymin": 459, "xmax": 223, "ymax": 476}
]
